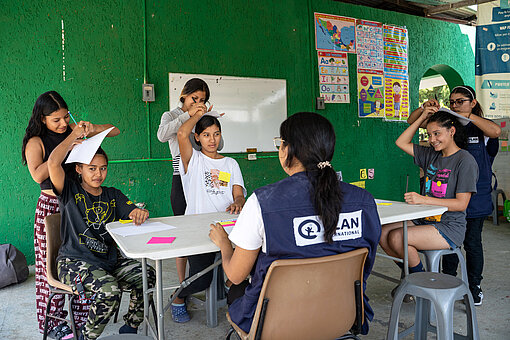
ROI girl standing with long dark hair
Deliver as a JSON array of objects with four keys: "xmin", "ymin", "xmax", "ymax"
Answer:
[{"xmin": 22, "ymin": 91, "xmax": 119, "ymax": 338}]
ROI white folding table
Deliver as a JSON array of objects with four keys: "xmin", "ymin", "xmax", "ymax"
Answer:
[
  {"xmin": 375, "ymin": 199, "xmax": 447, "ymax": 280},
  {"xmin": 107, "ymin": 201, "xmax": 447, "ymax": 339},
  {"xmin": 107, "ymin": 211, "xmax": 235, "ymax": 340}
]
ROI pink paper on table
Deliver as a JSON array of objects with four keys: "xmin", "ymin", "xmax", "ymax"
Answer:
[{"xmin": 147, "ymin": 236, "xmax": 176, "ymax": 244}]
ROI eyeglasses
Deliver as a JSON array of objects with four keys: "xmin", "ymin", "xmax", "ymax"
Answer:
[
  {"xmin": 448, "ymin": 98, "xmax": 471, "ymax": 107},
  {"xmin": 273, "ymin": 137, "xmax": 285, "ymax": 150}
]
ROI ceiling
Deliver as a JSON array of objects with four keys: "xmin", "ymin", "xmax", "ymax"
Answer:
[{"xmin": 334, "ymin": 0, "xmax": 495, "ymax": 26}]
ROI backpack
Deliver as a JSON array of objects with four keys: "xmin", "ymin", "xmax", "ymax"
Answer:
[{"xmin": 0, "ymin": 244, "xmax": 29, "ymax": 289}]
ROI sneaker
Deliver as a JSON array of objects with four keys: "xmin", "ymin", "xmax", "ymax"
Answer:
[
  {"xmin": 171, "ymin": 303, "xmax": 191, "ymax": 323},
  {"xmin": 471, "ymin": 285, "xmax": 483, "ymax": 306},
  {"xmin": 391, "ymin": 285, "xmax": 414, "ymax": 303},
  {"xmin": 119, "ymin": 324, "xmax": 138, "ymax": 334}
]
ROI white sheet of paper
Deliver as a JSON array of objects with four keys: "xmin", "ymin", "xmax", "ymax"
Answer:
[
  {"xmin": 110, "ymin": 221, "xmax": 176, "ymax": 237},
  {"xmin": 65, "ymin": 127, "xmax": 115, "ymax": 164},
  {"xmin": 437, "ymin": 108, "xmax": 472, "ymax": 126}
]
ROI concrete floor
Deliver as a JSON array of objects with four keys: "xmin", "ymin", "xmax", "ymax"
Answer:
[{"xmin": 1, "ymin": 218, "xmax": 509, "ymax": 339}]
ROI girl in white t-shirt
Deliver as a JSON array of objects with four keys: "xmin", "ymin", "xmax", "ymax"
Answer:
[{"xmin": 171, "ymin": 107, "xmax": 246, "ymax": 322}]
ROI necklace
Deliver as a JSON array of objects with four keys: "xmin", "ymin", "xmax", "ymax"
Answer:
[{"xmin": 81, "ymin": 184, "xmax": 104, "ymax": 225}]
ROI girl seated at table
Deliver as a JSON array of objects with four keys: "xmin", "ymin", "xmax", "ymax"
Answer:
[
  {"xmin": 172, "ymin": 104, "xmax": 246, "ymax": 322},
  {"xmin": 48, "ymin": 123, "xmax": 156, "ymax": 340},
  {"xmin": 379, "ymin": 108, "xmax": 478, "ymax": 295},
  {"xmin": 208, "ymin": 112, "xmax": 381, "ymax": 334}
]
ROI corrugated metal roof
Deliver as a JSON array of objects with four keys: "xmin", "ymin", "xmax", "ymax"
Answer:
[{"xmin": 334, "ymin": 0, "xmax": 492, "ymax": 26}]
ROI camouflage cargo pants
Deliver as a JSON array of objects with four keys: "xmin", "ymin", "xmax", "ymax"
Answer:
[{"xmin": 57, "ymin": 256, "xmax": 155, "ymax": 340}]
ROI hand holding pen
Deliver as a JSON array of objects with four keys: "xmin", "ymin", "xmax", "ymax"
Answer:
[{"xmin": 68, "ymin": 112, "xmax": 94, "ymax": 139}]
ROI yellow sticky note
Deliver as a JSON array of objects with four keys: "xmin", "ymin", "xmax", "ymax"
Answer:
[
  {"xmin": 219, "ymin": 171, "xmax": 231, "ymax": 182},
  {"xmin": 360, "ymin": 169, "xmax": 367, "ymax": 180},
  {"xmin": 350, "ymin": 181, "xmax": 366, "ymax": 189}
]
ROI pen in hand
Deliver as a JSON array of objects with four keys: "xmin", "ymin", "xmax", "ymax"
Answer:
[{"xmin": 68, "ymin": 112, "xmax": 87, "ymax": 139}]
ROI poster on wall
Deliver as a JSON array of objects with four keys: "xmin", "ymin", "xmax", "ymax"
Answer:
[
  {"xmin": 356, "ymin": 19, "xmax": 384, "ymax": 117},
  {"xmin": 357, "ymin": 71, "xmax": 385, "ymax": 117},
  {"xmin": 383, "ymin": 24, "xmax": 409, "ymax": 121},
  {"xmin": 314, "ymin": 13, "xmax": 356, "ymax": 53},
  {"xmin": 318, "ymin": 51, "xmax": 349, "ymax": 103},
  {"xmin": 475, "ymin": 2, "xmax": 510, "ymax": 118}
]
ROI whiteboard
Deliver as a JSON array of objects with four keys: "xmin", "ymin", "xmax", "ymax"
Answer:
[{"xmin": 169, "ymin": 73, "xmax": 287, "ymax": 153}]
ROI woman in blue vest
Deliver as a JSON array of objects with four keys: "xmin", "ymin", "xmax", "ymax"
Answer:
[
  {"xmin": 408, "ymin": 85, "xmax": 501, "ymax": 305},
  {"xmin": 209, "ymin": 112, "xmax": 382, "ymax": 334}
]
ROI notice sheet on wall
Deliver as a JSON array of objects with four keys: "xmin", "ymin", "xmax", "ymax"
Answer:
[
  {"xmin": 315, "ymin": 13, "xmax": 356, "ymax": 53},
  {"xmin": 475, "ymin": 2, "xmax": 510, "ymax": 118},
  {"xmin": 318, "ymin": 51, "xmax": 349, "ymax": 103},
  {"xmin": 383, "ymin": 24, "xmax": 409, "ymax": 121},
  {"xmin": 356, "ymin": 19, "xmax": 384, "ymax": 117}
]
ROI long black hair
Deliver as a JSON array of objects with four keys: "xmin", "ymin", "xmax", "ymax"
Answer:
[
  {"xmin": 22, "ymin": 91, "xmax": 68, "ymax": 164},
  {"xmin": 427, "ymin": 111, "xmax": 467, "ymax": 149},
  {"xmin": 450, "ymin": 85, "xmax": 483, "ymax": 117},
  {"xmin": 280, "ymin": 112, "xmax": 343, "ymax": 243},
  {"xmin": 180, "ymin": 78, "xmax": 210, "ymax": 104},
  {"xmin": 194, "ymin": 115, "xmax": 221, "ymax": 147}
]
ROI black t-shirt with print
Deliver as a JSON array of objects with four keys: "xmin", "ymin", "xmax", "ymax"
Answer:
[{"xmin": 56, "ymin": 178, "xmax": 136, "ymax": 272}]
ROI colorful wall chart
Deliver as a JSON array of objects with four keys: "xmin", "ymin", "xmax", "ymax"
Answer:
[
  {"xmin": 356, "ymin": 20, "xmax": 384, "ymax": 117},
  {"xmin": 358, "ymin": 72, "xmax": 385, "ymax": 117},
  {"xmin": 383, "ymin": 24, "xmax": 409, "ymax": 121},
  {"xmin": 318, "ymin": 51, "xmax": 349, "ymax": 103},
  {"xmin": 315, "ymin": 13, "xmax": 356, "ymax": 53}
]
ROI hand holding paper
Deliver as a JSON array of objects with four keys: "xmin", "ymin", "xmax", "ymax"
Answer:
[{"xmin": 66, "ymin": 127, "xmax": 115, "ymax": 164}]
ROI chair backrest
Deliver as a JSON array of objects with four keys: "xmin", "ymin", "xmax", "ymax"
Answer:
[
  {"xmin": 44, "ymin": 213, "xmax": 68, "ymax": 290},
  {"xmin": 248, "ymin": 247, "xmax": 368, "ymax": 340}
]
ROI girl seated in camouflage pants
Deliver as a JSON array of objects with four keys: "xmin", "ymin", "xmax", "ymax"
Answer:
[{"xmin": 48, "ymin": 121, "xmax": 156, "ymax": 340}]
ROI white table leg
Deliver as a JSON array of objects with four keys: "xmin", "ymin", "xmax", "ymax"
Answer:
[
  {"xmin": 403, "ymin": 220, "xmax": 409, "ymax": 276},
  {"xmin": 141, "ymin": 258, "xmax": 149, "ymax": 336},
  {"xmin": 156, "ymin": 260, "xmax": 165, "ymax": 340}
]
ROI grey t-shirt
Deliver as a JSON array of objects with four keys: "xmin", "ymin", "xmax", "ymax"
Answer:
[{"xmin": 413, "ymin": 144, "xmax": 478, "ymax": 246}]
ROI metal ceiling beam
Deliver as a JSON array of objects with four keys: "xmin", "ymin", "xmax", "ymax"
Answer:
[{"xmin": 424, "ymin": 0, "xmax": 493, "ymax": 16}]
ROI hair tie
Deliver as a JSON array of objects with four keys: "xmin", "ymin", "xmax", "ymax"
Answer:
[
  {"xmin": 317, "ymin": 161, "xmax": 331, "ymax": 169},
  {"xmin": 452, "ymin": 85, "xmax": 475, "ymax": 99}
]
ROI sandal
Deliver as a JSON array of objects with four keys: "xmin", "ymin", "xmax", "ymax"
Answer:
[{"xmin": 47, "ymin": 323, "xmax": 73, "ymax": 340}]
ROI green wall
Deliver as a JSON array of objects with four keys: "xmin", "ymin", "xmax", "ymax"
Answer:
[{"xmin": 0, "ymin": 0, "xmax": 474, "ymax": 263}]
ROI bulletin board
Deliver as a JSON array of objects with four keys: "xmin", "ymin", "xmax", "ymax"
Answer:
[{"xmin": 169, "ymin": 73, "xmax": 287, "ymax": 153}]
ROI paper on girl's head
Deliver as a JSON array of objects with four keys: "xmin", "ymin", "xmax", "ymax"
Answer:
[
  {"xmin": 65, "ymin": 127, "xmax": 115, "ymax": 164},
  {"xmin": 437, "ymin": 108, "xmax": 472, "ymax": 126},
  {"xmin": 204, "ymin": 110, "xmax": 221, "ymax": 118}
]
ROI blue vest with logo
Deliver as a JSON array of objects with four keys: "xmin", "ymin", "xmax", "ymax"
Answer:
[
  {"xmin": 228, "ymin": 172, "xmax": 381, "ymax": 334},
  {"xmin": 465, "ymin": 122, "xmax": 497, "ymax": 218}
]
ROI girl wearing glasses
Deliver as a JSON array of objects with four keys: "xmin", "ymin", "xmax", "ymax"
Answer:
[
  {"xmin": 209, "ymin": 112, "xmax": 381, "ymax": 335},
  {"xmin": 22, "ymin": 91, "xmax": 119, "ymax": 339},
  {"xmin": 171, "ymin": 107, "xmax": 246, "ymax": 322},
  {"xmin": 408, "ymin": 85, "xmax": 501, "ymax": 305}
]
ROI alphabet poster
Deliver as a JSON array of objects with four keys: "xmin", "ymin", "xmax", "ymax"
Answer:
[
  {"xmin": 356, "ymin": 19, "xmax": 384, "ymax": 117},
  {"xmin": 383, "ymin": 24, "xmax": 409, "ymax": 121},
  {"xmin": 315, "ymin": 13, "xmax": 356, "ymax": 53},
  {"xmin": 318, "ymin": 51, "xmax": 350, "ymax": 103}
]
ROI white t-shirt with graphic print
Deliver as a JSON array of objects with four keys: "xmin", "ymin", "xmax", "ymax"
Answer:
[{"xmin": 180, "ymin": 148, "xmax": 246, "ymax": 215}]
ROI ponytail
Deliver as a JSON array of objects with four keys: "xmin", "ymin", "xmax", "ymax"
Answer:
[{"xmin": 280, "ymin": 112, "xmax": 343, "ymax": 243}]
